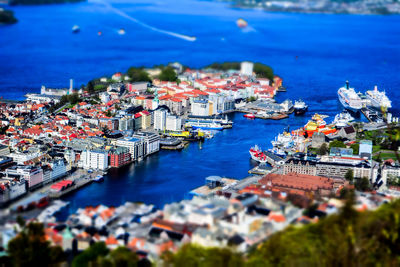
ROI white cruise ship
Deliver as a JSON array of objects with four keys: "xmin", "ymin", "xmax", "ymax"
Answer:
[
  {"xmin": 337, "ymin": 81, "xmax": 362, "ymax": 112},
  {"xmin": 366, "ymin": 85, "xmax": 392, "ymax": 109}
]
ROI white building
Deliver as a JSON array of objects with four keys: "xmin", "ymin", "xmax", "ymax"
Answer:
[
  {"xmin": 80, "ymin": 150, "xmax": 108, "ymax": 171},
  {"xmin": 240, "ymin": 61, "xmax": 254, "ymax": 76},
  {"xmin": 116, "ymin": 137, "xmax": 145, "ymax": 161},
  {"xmin": 154, "ymin": 109, "xmax": 168, "ymax": 131},
  {"xmin": 50, "ymin": 159, "xmax": 67, "ymax": 180},
  {"xmin": 4, "ymin": 165, "xmax": 43, "ymax": 189},
  {"xmin": 191, "ymin": 100, "xmax": 209, "ymax": 116},
  {"xmin": 132, "ymin": 132, "xmax": 160, "ymax": 156},
  {"xmin": 166, "ymin": 115, "xmax": 182, "ymax": 131}
]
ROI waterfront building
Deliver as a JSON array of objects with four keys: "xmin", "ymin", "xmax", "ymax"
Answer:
[
  {"xmin": 191, "ymin": 99, "xmax": 210, "ymax": 116},
  {"xmin": 284, "ymin": 157, "xmax": 373, "ymax": 180},
  {"xmin": 0, "ymin": 179, "xmax": 27, "ymax": 203},
  {"xmin": 49, "ymin": 158, "xmax": 67, "ymax": 181},
  {"xmin": 0, "ymin": 145, "xmax": 10, "ymax": 157},
  {"xmin": 166, "ymin": 115, "xmax": 182, "ymax": 131},
  {"xmin": 154, "ymin": 109, "xmax": 168, "ymax": 131},
  {"xmin": 116, "ymin": 137, "xmax": 145, "ymax": 161},
  {"xmin": 259, "ymin": 172, "xmax": 338, "ymax": 197},
  {"xmin": 80, "ymin": 150, "xmax": 108, "ymax": 171},
  {"xmin": 109, "ymin": 147, "xmax": 131, "ymax": 168},
  {"xmin": 4, "ymin": 165, "xmax": 43, "ymax": 189},
  {"xmin": 132, "ymin": 132, "xmax": 160, "ymax": 156}
]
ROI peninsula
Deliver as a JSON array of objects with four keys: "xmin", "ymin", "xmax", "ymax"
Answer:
[{"xmin": 223, "ymin": 0, "xmax": 400, "ymax": 15}]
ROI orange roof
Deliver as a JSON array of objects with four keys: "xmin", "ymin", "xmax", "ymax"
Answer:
[{"xmin": 105, "ymin": 235, "xmax": 119, "ymax": 245}]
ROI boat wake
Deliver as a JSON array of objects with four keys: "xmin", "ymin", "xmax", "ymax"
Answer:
[{"xmin": 91, "ymin": 0, "xmax": 196, "ymax": 42}]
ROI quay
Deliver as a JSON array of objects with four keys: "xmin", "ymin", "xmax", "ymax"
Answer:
[
  {"xmin": 248, "ymin": 164, "xmax": 273, "ymax": 175},
  {"xmin": 190, "ymin": 176, "xmax": 238, "ymax": 197}
]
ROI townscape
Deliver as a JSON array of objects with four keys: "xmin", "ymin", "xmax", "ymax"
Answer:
[{"xmin": 0, "ymin": 61, "xmax": 400, "ymax": 264}]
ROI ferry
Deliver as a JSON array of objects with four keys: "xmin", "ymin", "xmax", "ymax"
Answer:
[
  {"xmin": 94, "ymin": 175, "xmax": 104, "ymax": 182},
  {"xmin": 365, "ymin": 85, "xmax": 392, "ymax": 110},
  {"xmin": 294, "ymin": 100, "xmax": 308, "ymax": 116},
  {"xmin": 338, "ymin": 81, "xmax": 362, "ymax": 113},
  {"xmin": 72, "ymin": 25, "xmax": 80, "ymax": 33},
  {"xmin": 237, "ymin": 18, "xmax": 248, "ymax": 28},
  {"xmin": 249, "ymin": 145, "xmax": 267, "ymax": 163},
  {"xmin": 333, "ymin": 110, "xmax": 355, "ymax": 128},
  {"xmin": 244, "ymin": 113, "xmax": 255, "ymax": 119},
  {"xmin": 191, "ymin": 122, "xmax": 223, "ymax": 131}
]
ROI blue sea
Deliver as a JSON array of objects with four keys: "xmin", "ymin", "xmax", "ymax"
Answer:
[{"xmin": 0, "ymin": 0, "xmax": 399, "ymax": 217}]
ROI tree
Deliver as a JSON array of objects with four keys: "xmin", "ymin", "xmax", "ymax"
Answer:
[
  {"xmin": 8, "ymin": 222, "xmax": 65, "ymax": 266},
  {"xmin": 329, "ymin": 140, "xmax": 346, "ymax": 149},
  {"xmin": 317, "ymin": 143, "xmax": 328, "ymax": 155},
  {"xmin": 72, "ymin": 242, "xmax": 109, "ymax": 267},
  {"xmin": 344, "ymin": 169, "xmax": 354, "ymax": 183},
  {"xmin": 350, "ymin": 143, "xmax": 359, "ymax": 155},
  {"xmin": 158, "ymin": 66, "xmax": 177, "ymax": 81},
  {"xmin": 355, "ymin": 177, "xmax": 371, "ymax": 191},
  {"xmin": 127, "ymin": 67, "xmax": 152, "ymax": 82},
  {"xmin": 253, "ymin": 62, "xmax": 274, "ymax": 80}
]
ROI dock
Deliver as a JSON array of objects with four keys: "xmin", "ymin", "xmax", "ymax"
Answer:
[
  {"xmin": 248, "ymin": 164, "xmax": 273, "ymax": 175},
  {"xmin": 48, "ymin": 177, "xmax": 93, "ymax": 198},
  {"xmin": 190, "ymin": 177, "xmax": 238, "ymax": 197}
]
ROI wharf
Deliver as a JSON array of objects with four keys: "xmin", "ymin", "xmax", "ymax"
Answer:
[
  {"xmin": 264, "ymin": 151, "xmax": 285, "ymax": 166},
  {"xmin": 248, "ymin": 164, "xmax": 273, "ymax": 175},
  {"xmin": 190, "ymin": 178, "xmax": 238, "ymax": 197},
  {"xmin": 161, "ymin": 141, "xmax": 189, "ymax": 150},
  {"xmin": 48, "ymin": 177, "xmax": 93, "ymax": 198}
]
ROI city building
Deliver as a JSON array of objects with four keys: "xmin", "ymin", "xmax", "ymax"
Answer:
[
  {"xmin": 166, "ymin": 115, "xmax": 182, "ymax": 131},
  {"xmin": 132, "ymin": 132, "xmax": 160, "ymax": 156},
  {"xmin": 154, "ymin": 109, "xmax": 168, "ymax": 131},
  {"xmin": 80, "ymin": 150, "xmax": 109, "ymax": 171},
  {"xmin": 4, "ymin": 165, "xmax": 43, "ymax": 189},
  {"xmin": 109, "ymin": 147, "xmax": 131, "ymax": 168},
  {"xmin": 240, "ymin": 61, "xmax": 254, "ymax": 76},
  {"xmin": 116, "ymin": 137, "xmax": 145, "ymax": 161}
]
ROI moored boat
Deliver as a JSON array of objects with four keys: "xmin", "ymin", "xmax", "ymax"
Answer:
[
  {"xmin": 244, "ymin": 113, "xmax": 255, "ymax": 119},
  {"xmin": 338, "ymin": 81, "xmax": 362, "ymax": 113},
  {"xmin": 294, "ymin": 100, "xmax": 308, "ymax": 116},
  {"xmin": 249, "ymin": 145, "xmax": 267, "ymax": 163},
  {"xmin": 94, "ymin": 175, "xmax": 104, "ymax": 182}
]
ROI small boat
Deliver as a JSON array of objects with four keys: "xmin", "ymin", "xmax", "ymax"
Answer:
[
  {"xmin": 98, "ymin": 31, "xmax": 102, "ymax": 36},
  {"xmin": 333, "ymin": 110, "xmax": 355, "ymax": 128},
  {"xmin": 118, "ymin": 28, "xmax": 126, "ymax": 35},
  {"xmin": 244, "ymin": 113, "xmax": 255, "ymax": 119},
  {"xmin": 72, "ymin": 25, "xmax": 80, "ymax": 33},
  {"xmin": 94, "ymin": 175, "xmax": 104, "ymax": 182},
  {"xmin": 249, "ymin": 145, "xmax": 267, "ymax": 163},
  {"xmin": 191, "ymin": 122, "xmax": 223, "ymax": 131},
  {"xmin": 236, "ymin": 18, "xmax": 248, "ymax": 29},
  {"xmin": 294, "ymin": 100, "xmax": 308, "ymax": 116}
]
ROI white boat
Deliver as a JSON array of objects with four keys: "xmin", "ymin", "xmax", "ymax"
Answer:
[
  {"xmin": 271, "ymin": 132, "xmax": 293, "ymax": 148},
  {"xmin": 333, "ymin": 111, "xmax": 355, "ymax": 128},
  {"xmin": 338, "ymin": 81, "xmax": 362, "ymax": 112},
  {"xmin": 366, "ymin": 85, "xmax": 392, "ymax": 109},
  {"xmin": 94, "ymin": 175, "xmax": 104, "ymax": 182},
  {"xmin": 72, "ymin": 25, "xmax": 80, "ymax": 33},
  {"xmin": 249, "ymin": 145, "xmax": 268, "ymax": 163}
]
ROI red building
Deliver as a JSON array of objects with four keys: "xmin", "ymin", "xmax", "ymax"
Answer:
[{"xmin": 109, "ymin": 147, "xmax": 131, "ymax": 168}]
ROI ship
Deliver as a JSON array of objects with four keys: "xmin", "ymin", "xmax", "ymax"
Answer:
[
  {"xmin": 333, "ymin": 110, "xmax": 355, "ymax": 128},
  {"xmin": 365, "ymin": 85, "xmax": 392, "ymax": 110},
  {"xmin": 338, "ymin": 81, "xmax": 362, "ymax": 113},
  {"xmin": 190, "ymin": 122, "xmax": 223, "ymax": 131},
  {"xmin": 293, "ymin": 100, "xmax": 308, "ymax": 116},
  {"xmin": 72, "ymin": 25, "xmax": 80, "ymax": 33},
  {"xmin": 249, "ymin": 145, "xmax": 267, "ymax": 163},
  {"xmin": 93, "ymin": 175, "xmax": 104, "ymax": 182},
  {"xmin": 244, "ymin": 113, "xmax": 255, "ymax": 119},
  {"xmin": 236, "ymin": 18, "xmax": 248, "ymax": 28}
]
